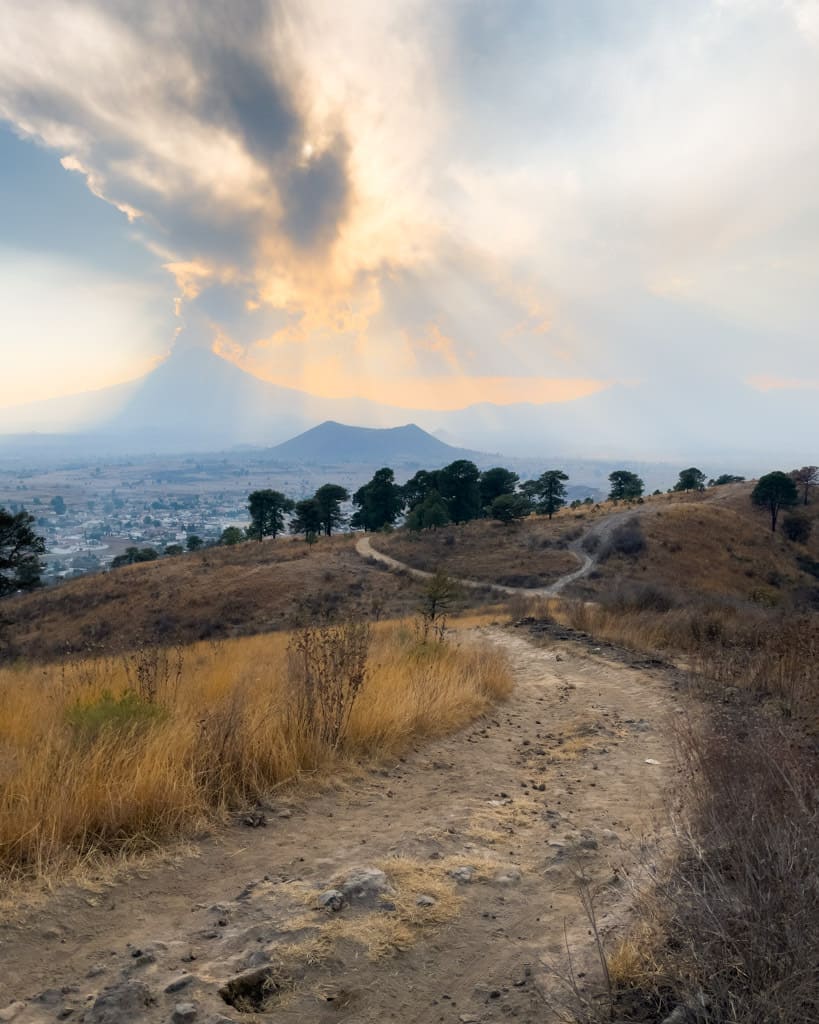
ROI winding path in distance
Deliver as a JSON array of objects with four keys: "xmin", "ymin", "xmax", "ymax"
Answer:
[{"xmin": 355, "ymin": 511, "xmax": 631, "ymax": 598}]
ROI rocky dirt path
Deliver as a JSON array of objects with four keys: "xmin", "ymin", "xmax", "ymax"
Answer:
[
  {"xmin": 356, "ymin": 513, "xmax": 631, "ymax": 598},
  {"xmin": 0, "ymin": 625, "xmax": 677, "ymax": 1024}
]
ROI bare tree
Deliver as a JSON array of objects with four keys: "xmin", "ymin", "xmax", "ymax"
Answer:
[{"xmin": 791, "ymin": 465, "xmax": 818, "ymax": 506}]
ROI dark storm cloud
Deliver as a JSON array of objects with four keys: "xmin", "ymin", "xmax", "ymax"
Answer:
[
  {"xmin": 279, "ymin": 138, "xmax": 351, "ymax": 249},
  {"xmin": 0, "ymin": 0, "xmax": 354, "ymax": 270}
]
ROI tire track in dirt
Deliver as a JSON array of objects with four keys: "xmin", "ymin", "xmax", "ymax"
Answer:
[{"xmin": 0, "ymin": 625, "xmax": 677, "ymax": 1024}]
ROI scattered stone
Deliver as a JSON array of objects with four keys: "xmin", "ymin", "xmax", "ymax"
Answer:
[
  {"xmin": 340, "ymin": 867, "xmax": 392, "ymax": 901},
  {"xmin": 35, "ymin": 989, "xmax": 63, "ymax": 1005},
  {"xmin": 165, "ymin": 976, "xmax": 195, "ymax": 995},
  {"xmin": 133, "ymin": 953, "xmax": 156, "ymax": 967},
  {"xmin": 416, "ymin": 895, "xmax": 436, "ymax": 907},
  {"xmin": 277, "ymin": 808, "xmax": 292, "ymax": 819},
  {"xmin": 644, "ymin": 758, "xmax": 660, "ymax": 765},
  {"xmin": 449, "ymin": 866, "xmax": 475, "ymax": 884},
  {"xmin": 491, "ymin": 867, "xmax": 521, "ymax": 885},
  {"xmin": 86, "ymin": 966, "xmax": 106, "ymax": 979},
  {"xmin": 0, "ymin": 1003, "xmax": 26, "ymax": 1022},
  {"xmin": 317, "ymin": 889, "xmax": 345, "ymax": 912},
  {"xmin": 242, "ymin": 951, "xmax": 270, "ymax": 969},
  {"xmin": 243, "ymin": 812, "xmax": 266, "ymax": 828},
  {"xmin": 87, "ymin": 980, "xmax": 156, "ymax": 1024},
  {"xmin": 578, "ymin": 837, "xmax": 599, "ymax": 851},
  {"xmin": 172, "ymin": 1002, "xmax": 198, "ymax": 1024},
  {"xmin": 601, "ymin": 829, "xmax": 620, "ymax": 843},
  {"xmin": 378, "ymin": 900, "xmax": 397, "ymax": 912}
]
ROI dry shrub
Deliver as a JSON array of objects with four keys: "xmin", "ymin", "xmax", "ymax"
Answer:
[
  {"xmin": 599, "ymin": 518, "xmax": 646, "ymax": 561},
  {"xmin": 613, "ymin": 714, "xmax": 818, "ymax": 1023},
  {"xmin": 552, "ymin": 598, "xmax": 819, "ymax": 724},
  {"xmin": 0, "ymin": 624, "xmax": 512, "ymax": 883},
  {"xmin": 287, "ymin": 622, "xmax": 370, "ymax": 748}
]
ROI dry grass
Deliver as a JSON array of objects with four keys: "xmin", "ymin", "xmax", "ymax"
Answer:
[
  {"xmin": 552, "ymin": 597, "xmax": 819, "ymax": 728},
  {"xmin": 607, "ymin": 713, "xmax": 818, "ymax": 1023},
  {"xmin": 375, "ymin": 513, "xmax": 590, "ymax": 587},
  {"xmin": 0, "ymin": 623, "xmax": 512, "ymax": 884},
  {"xmin": 0, "ymin": 534, "xmax": 486, "ymax": 662}
]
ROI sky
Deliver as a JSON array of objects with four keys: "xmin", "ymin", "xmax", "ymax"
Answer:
[{"xmin": 1, "ymin": 0, "xmax": 818, "ymax": 415}]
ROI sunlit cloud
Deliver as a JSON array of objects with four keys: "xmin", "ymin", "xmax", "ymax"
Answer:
[{"xmin": 0, "ymin": 0, "xmax": 817, "ymax": 413}]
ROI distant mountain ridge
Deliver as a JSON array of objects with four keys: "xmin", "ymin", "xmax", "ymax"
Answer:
[
  {"xmin": 1, "ymin": 345, "xmax": 817, "ymax": 465},
  {"xmin": 265, "ymin": 420, "xmax": 480, "ymax": 465}
]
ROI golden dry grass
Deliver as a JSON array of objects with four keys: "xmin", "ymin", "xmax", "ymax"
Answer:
[{"xmin": 0, "ymin": 624, "xmax": 512, "ymax": 884}]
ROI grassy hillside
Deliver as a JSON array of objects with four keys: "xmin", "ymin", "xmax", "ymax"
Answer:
[
  {"xmin": 575, "ymin": 483, "xmax": 819, "ymax": 606},
  {"xmin": 0, "ymin": 622, "xmax": 511, "ymax": 883},
  {"xmin": 0, "ymin": 534, "xmax": 496, "ymax": 662}
]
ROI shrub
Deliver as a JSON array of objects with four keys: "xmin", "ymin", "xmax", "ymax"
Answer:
[
  {"xmin": 599, "ymin": 518, "xmax": 646, "ymax": 560},
  {"xmin": 619, "ymin": 715, "xmax": 819, "ymax": 1023},
  {"xmin": 286, "ymin": 622, "xmax": 371, "ymax": 748},
  {"xmin": 783, "ymin": 513, "xmax": 812, "ymax": 544}
]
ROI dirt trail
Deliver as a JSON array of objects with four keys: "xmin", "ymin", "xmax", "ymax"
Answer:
[
  {"xmin": 356, "ymin": 513, "xmax": 631, "ymax": 597},
  {"xmin": 0, "ymin": 626, "xmax": 677, "ymax": 1024}
]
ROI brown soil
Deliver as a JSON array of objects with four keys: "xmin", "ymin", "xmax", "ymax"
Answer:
[{"xmin": 0, "ymin": 625, "xmax": 678, "ymax": 1024}]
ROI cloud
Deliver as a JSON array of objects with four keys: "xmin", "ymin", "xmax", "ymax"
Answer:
[{"xmin": 1, "ymin": 0, "xmax": 818, "ymax": 409}]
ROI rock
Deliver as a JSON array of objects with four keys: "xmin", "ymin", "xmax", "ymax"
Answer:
[
  {"xmin": 491, "ymin": 867, "xmax": 522, "ymax": 885},
  {"xmin": 277, "ymin": 808, "xmax": 292, "ymax": 819},
  {"xmin": 644, "ymin": 758, "xmax": 660, "ymax": 765},
  {"xmin": 416, "ymin": 895, "xmax": 436, "ymax": 907},
  {"xmin": 317, "ymin": 889, "xmax": 345, "ymax": 912},
  {"xmin": 165, "ymin": 976, "xmax": 195, "ymax": 994},
  {"xmin": 172, "ymin": 1003, "xmax": 198, "ymax": 1023},
  {"xmin": 243, "ymin": 812, "xmax": 266, "ymax": 828},
  {"xmin": 578, "ymin": 837, "xmax": 598, "ymax": 851},
  {"xmin": 0, "ymin": 1003, "xmax": 26, "ymax": 1022},
  {"xmin": 35, "ymin": 989, "xmax": 63, "ymax": 1005},
  {"xmin": 87, "ymin": 981, "xmax": 156, "ymax": 1024},
  {"xmin": 340, "ymin": 868, "xmax": 392, "ymax": 901},
  {"xmin": 243, "ymin": 950, "xmax": 270, "ymax": 969},
  {"xmin": 449, "ymin": 866, "xmax": 475, "ymax": 884},
  {"xmin": 600, "ymin": 829, "xmax": 620, "ymax": 843}
]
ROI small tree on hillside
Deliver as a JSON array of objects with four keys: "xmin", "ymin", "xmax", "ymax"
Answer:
[
  {"xmin": 712, "ymin": 474, "xmax": 745, "ymax": 486},
  {"xmin": 50, "ymin": 495, "xmax": 66, "ymax": 516},
  {"xmin": 674, "ymin": 467, "xmax": 707, "ymax": 492},
  {"xmin": 186, "ymin": 535, "xmax": 203, "ymax": 551},
  {"xmin": 608, "ymin": 470, "xmax": 644, "ymax": 501},
  {"xmin": 438, "ymin": 460, "xmax": 482, "ymax": 523},
  {"xmin": 536, "ymin": 470, "xmax": 569, "ymax": 519},
  {"xmin": 791, "ymin": 466, "xmax": 818, "ymax": 506},
  {"xmin": 248, "ymin": 489, "xmax": 294, "ymax": 541},
  {"xmin": 0, "ymin": 508, "xmax": 45, "ymax": 596},
  {"xmin": 291, "ymin": 498, "xmax": 322, "ymax": 543},
  {"xmin": 314, "ymin": 483, "xmax": 349, "ymax": 536},
  {"xmin": 479, "ymin": 467, "xmax": 519, "ymax": 509},
  {"xmin": 405, "ymin": 490, "xmax": 450, "ymax": 531},
  {"xmin": 751, "ymin": 471, "xmax": 798, "ymax": 532},
  {"xmin": 351, "ymin": 468, "xmax": 404, "ymax": 532},
  {"xmin": 490, "ymin": 493, "xmax": 531, "ymax": 524},
  {"xmin": 220, "ymin": 526, "xmax": 244, "ymax": 546}
]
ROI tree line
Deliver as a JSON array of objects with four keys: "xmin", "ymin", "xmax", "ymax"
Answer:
[{"xmin": 1, "ymin": 462, "xmax": 815, "ymax": 596}]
